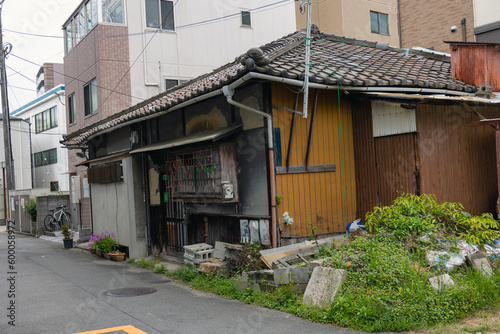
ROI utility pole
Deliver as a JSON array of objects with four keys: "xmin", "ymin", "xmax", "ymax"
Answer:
[
  {"xmin": 0, "ymin": 0, "xmax": 15, "ymax": 192},
  {"xmin": 301, "ymin": 0, "xmax": 312, "ymax": 119}
]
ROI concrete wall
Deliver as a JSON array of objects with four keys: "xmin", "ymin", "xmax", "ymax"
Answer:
[
  {"xmin": 295, "ymin": 0, "xmax": 400, "ymax": 47},
  {"xmin": 399, "ymin": 0, "xmax": 474, "ymax": 52},
  {"xmin": 90, "ymin": 156, "xmax": 147, "ymax": 258},
  {"xmin": 11, "ymin": 86, "xmax": 69, "ymax": 191}
]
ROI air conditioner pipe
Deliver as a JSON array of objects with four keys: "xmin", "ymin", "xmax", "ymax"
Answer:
[{"xmin": 222, "ymin": 85, "xmax": 277, "ymax": 248}]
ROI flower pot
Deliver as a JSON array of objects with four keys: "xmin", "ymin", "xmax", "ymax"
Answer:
[
  {"xmin": 90, "ymin": 248, "xmax": 96, "ymax": 254},
  {"xmin": 63, "ymin": 238, "xmax": 73, "ymax": 249},
  {"xmin": 108, "ymin": 252, "xmax": 125, "ymax": 262}
]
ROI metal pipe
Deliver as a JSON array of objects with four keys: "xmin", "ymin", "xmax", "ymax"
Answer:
[
  {"xmin": 302, "ymin": 0, "xmax": 312, "ymax": 119},
  {"xmin": 67, "ymin": 71, "xmax": 475, "ymax": 148},
  {"xmin": 221, "ymin": 85, "xmax": 277, "ymax": 248}
]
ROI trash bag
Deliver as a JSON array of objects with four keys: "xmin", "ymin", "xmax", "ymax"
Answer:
[
  {"xmin": 426, "ymin": 250, "xmax": 464, "ymax": 272},
  {"xmin": 347, "ymin": 219, "xmax": 365, "ymax": 233},
  {"xmin": 491, "ymin": 239, "xmax": 500, "ymax": 249},
  {"xmin": 484, "ymin": 244, "xmax": 500, "ymax": 260},
  {"xmin": 457, "ymin": 239, "xmax": 479, "ymax": 258}
]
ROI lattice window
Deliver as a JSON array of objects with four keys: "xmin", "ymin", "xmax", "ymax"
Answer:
[{"xmin": 166, "ymin": 146, "xmax": 221, "ymax": 198}]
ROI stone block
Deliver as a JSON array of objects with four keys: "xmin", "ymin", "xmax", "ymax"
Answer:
[
  {"xmin": 273, "ymin": 267, "xmax": 311, "ymax": 285},
  {"xmin": 310, "ymin": 259, "xmax": 324, "ymax": 269},
  {"xmin": 199, "ymin": 260, "xmax": 225, "ymax": 275},
  {"xmin": 303, "ymin": 267, "xmax": 347, "ymax": 308},
  {"xmin": 428, "ymin": 274, "xmax": 455, "ymax": 291},
  {"xmin": 466, "ymin": 252, "xmax": 493, "ymax": 277}
]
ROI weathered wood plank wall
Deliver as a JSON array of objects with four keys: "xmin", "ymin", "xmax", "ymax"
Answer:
[
  {"xmin": 272, "ymin": 83, "xmax": 357, "ymax": 238},
  {"xmin": 416, "ymin": 104, "xmax": 498, "ymax": 214}
]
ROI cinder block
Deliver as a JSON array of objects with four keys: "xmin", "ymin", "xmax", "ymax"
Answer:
[
  {"xmin": 244, "ymin": 270, "xmax": 274, "ymax": 283},
  {"xmin": 303, "ymin": 267, "xmax": 347, "ymax": 308},
  {"xmin": 273, "ymin": 267, "xmax": 311, "ymax": 285},
  {"xmin": 183, "ymin": 243, "xmax": 214, "ymax": 265},
  {"xmin": 428, "ymin": 274, "xmax": 455, "ymax": 291}
]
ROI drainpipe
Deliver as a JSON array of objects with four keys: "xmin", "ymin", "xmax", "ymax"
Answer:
[{"xmin": 222, "ymin": 85, "xmax": 277, "ymax": 248}]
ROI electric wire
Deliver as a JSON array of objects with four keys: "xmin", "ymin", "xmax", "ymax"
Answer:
[{"xmin": 2, "ymin": 0, "xmax": 293, "ymax": 40}]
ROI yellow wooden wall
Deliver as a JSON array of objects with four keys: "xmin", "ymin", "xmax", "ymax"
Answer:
[{"xmin": 272, "ymin": 83, "xmax": 357, "ymax": 238}]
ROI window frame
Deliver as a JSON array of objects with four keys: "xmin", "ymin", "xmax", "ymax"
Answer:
[
  {"xmin": 34, "ymin": 148, "xmax": 57, "ymax": 167},
  {"xmin": 34, "ymin": 106, "xmax": 58, "ymax": 133},
  {"xmin": 370, "ymin": 11, "xmax": 389, "ymax": 35},
  {"xmin": 84, "ymin": 78, "xmax": 98, "ymax": 117},
  {"xmin": 241, "ymin": 10, "xmax": 251, "ymax": 27},
  {"xmin": 145, "ymin": 0, "xmax": 175, "ymax": 31},
  {"xmin": 68, "ymin": 93, "xmax": 76, "ymax": 125}
]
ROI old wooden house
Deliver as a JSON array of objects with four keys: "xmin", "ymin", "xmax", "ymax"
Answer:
[{"xmin": 62, "ymin": 30, "xmax": 500, "ymax": 258}]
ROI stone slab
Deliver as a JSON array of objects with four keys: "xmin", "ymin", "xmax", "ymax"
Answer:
[
  {"xmin": 242, "ymin": 270, "xmax": 274, "ymax": 283},
  {"xmin": 466, "ymin": 252, "xmax": 493, "ymax": 277},
  {"xmin": 303, "ymin": 267, "xmax": 347, "ymax": 308},
  {"xmin": 199, "ymin": 261, "xmax": 225, "ymax": 275},
  {"xmin": 273, "ymin": 267, "xmax": 311, "ymax": 285},
  {"xmin": 428, "ymin": 274, "xmax": 455, "ymax": 291}
]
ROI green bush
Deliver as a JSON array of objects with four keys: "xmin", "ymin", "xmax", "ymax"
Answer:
[
  {"xmin": 24, "ymin": 198, "xmax": 37, "ymax": 221},
  {"xmin": 365, "ymin": 193, "xmax": 499, "ymax": 247}
]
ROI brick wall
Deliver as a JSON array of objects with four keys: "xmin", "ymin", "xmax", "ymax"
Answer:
[{"xmin": 399, "ymin": 0, "xmax": 474, "ymax": 53}]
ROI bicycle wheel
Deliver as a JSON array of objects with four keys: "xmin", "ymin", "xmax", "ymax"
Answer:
[
  {"xmin": 61, "ymin": 212, "xmax": 71, "ymax": 225},
  {"xmin": 44, "ymin": 215, "xmax": 57, "ymax": 232}
]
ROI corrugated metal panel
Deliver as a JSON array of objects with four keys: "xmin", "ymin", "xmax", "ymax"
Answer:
[
  {"xmin": 416, "ymin": 104, "xmax": 498, "ymax": 215},
  {"xmin": 272, "ymin": 83, "xmax": 357, "ymax": 238},
  {"xmin": 372, "ymin": 102, "xmax": 416, "ymax": 137},
  {"xmin": 375, "ymin": 133, "xmax": 417, "ymax": 205},
  {"xmin": 352, "ymin": 101, "xmax": 378, "ymax": 218}
]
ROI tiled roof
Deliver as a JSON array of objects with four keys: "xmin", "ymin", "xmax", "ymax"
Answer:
[{"xmin": 62, "ymin": 28, "xmax": 478, "ymax": 148}]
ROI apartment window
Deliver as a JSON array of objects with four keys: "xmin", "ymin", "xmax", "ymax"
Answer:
[
  {"xmin": 241, "ymin": 11, "xmax": 251, "ymax": 27},
  {"xmin": 35, "ymin": 106, "xmax": 58, "ymax": 133},
  {"xmin": 68, "ymin": 93, "xmax": 76, "ymax": 125},
  {"xmin": 102, "ymin": 0, "xmax": 124, "ymax": 24},
  {"xmin": 64, "ymin": 0, "xmax": 98, "ymax": 53},
  {"xmin": 165, "ymin": 79, "xmax": 178, "ymax": 90},
  {"xmin": 50, "ymin": 181, "xmax": 59, "ymax": 192},
  {"xmin": 146, "ymin": 0, "xmax": 174, "ymax": 30},
  {"xmin": 370, "ymin": 11, "xmax": 389, "ymax": 35},
  {"xmin": 34, "ymin": 148, "xmax": 57, "ymax": 167},
  {"xmin": 84, "ymin": 78, "xmax": 98, "ymax": 116}
]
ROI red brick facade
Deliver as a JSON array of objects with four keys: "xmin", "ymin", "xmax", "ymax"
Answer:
[
  {"xmin": 64, "ymin": 24, "xmax": 131, "ymax": 228},
  {"xmin": 399, "ymin": 0, "xmax": 475, "ymax": 53}
]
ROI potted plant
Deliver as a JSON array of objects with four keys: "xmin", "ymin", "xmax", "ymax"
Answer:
[
  {"xmin": 87, "ymin": 233, "xmax": 100, "ymax": 254},
  {"xmin": 61, "ymin": 224, "xmax": 73, "ymax": 249},
  {"xmin": 103, "ymin": 232, "xmax": 126, "ymax": 261}
]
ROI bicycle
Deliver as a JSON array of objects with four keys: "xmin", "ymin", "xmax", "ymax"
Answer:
[{"xmin": 44, "ymin": 205, "xmax": 71, "ymax": 232}]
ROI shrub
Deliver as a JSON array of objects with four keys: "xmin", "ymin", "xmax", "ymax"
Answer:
[{"xmin": 24, "ymin": 198, "xmax": 37, "ymax": 221}]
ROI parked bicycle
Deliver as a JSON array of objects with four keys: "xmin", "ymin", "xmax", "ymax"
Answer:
[{"xmin": 44, "ymin": 205, "xmax": 71, "ymax": 232}]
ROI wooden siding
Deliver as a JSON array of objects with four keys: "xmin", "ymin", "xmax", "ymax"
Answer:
[
  {"xmin": 352, "ymin": 101, "xmax": 378, "ymax": 218},
  {"xmin": 272, "ymin": 83, "xmax": 357, "ymax": 238},
  {"xmin": 450, "ymin": 44, "xmax": 500, "ymax": 91},
  {"xmin": 416, "ymin": 104, "xmax": 498, "ymax": 214}
]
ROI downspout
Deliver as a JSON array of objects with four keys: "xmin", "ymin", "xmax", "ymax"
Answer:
[
  {"xmin": 222, "ymin": 85, "xmax": 278, "ymax": 248},
  {"xmin": 397, "ymin": 0, "xmax": 402, "ymax": 48},
  {"xmin": 28, "ymin": 121, "xmax": 33, "ymax": 188}
]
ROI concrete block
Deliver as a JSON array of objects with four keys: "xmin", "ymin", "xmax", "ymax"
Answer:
[
  {"xmin": 466, "ymin": 253, "xmax": 493, "ymax": 277},
  {"xmin": 273, "ymin": 267, "xmax": 311, "ymax": 285},
  {"xmin": 213, "ymin": 241, "xmax": 243, "ymax": 260},
  {"xmin": 243, "ymin": 270, "xmax": 274, "ymax": 283},
  {"xmin": 428, "ymin": 274, "xmax": 455, "ymax": 291},
  {"xmin": 303, "ymin": 267, "xmax": 347, "ymax": 308},
  {"xmin": 310, "ymin": 259, "xmax": 324, "ymax": 269},
  {"xmin": 199, "ymin": 260, "xmax": 225, "ymax": 275},
  {"xmin": 184, "ymin": 243, "xmax": 214, "ymax": 265}
]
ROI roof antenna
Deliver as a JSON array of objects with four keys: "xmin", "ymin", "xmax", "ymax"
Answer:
[{"xmin": 299, "ymin": 0, "xmax": 312, "ymax": 119}]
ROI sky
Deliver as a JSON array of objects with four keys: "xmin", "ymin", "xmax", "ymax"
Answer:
[{"xmin": 2, "ymin": 0, "xmax": 80, "ymax": 111}]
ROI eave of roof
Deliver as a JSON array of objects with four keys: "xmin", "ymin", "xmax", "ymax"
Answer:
[{"xmin": 62, "ymin": 28, "xmax": 482, "ymax": 148}]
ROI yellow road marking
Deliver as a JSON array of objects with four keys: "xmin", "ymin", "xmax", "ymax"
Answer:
[{"xmin": 74, "ymin": 325, "xmax": 148, "ymax": 334}]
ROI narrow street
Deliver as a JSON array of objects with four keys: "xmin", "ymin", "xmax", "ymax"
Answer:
[{"xmin": 0, "ymin": 228, "xmax": 358, "ymax": 334}]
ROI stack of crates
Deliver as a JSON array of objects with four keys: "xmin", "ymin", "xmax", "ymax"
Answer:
[{"xmin": 183, "ymin": 243, "xmax": 214, "ymax": 265}]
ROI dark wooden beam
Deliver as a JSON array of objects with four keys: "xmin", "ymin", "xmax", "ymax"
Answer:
[
  {"xmin": 305, "ymin": 90, "xmax": 319, "ymax": 169},
  {"xmin": 285, "ymin": 93, "xmax": 300, "ymax": 170}
]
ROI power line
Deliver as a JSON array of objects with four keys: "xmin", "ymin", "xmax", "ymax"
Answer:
[
  {"xmin": 2, "ymin": 0, "xmax": 293, "ymax": 40},
  {"xmin": 6, "ymin": 64, "xmax": 37, "ymax": 84},
  {"xmin": 9, "ymin": 53, "xmax": 146, "ymax": 102}
]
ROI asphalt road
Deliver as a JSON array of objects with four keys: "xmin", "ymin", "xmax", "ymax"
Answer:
[{"xmin": 0, "ymin": 226, "xmax": 363, "ymax": 334}]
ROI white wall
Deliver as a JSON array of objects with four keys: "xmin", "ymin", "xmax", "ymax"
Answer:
[
  {"xmin": 90, "ymin": 156, "xmax": 147, "ymax": 258},
  {"xmin": 474, "ymin": 0, "xmax": 500, "ymax": 28},
  {"xmin": 10, "ymin": 85, "xmax": 69, "ymax": 191},
  {"xmin": 126, "ymin": 0, "xmax": 296, "ymax": 104}
]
